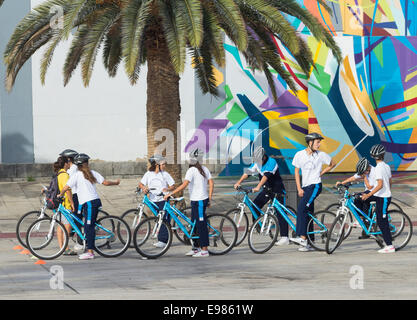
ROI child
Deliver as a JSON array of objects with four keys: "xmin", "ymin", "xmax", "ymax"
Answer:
[
  {"xmin": 291, "ymin": 133, "xmax": 335, "ymax": 252},
  {"xmin": 58, "ymin": 153, "xmax": 120, "ymax": 260},
  {"xmin": 361, "ymin": 144, "xmax": 394, "ymax": 253},
  {"xmin": 164, "ymin": 149, "xmax": 213, "ymax": 258},
  {"xmin": 234, "ymin": 146, "xmax": 289, "ymax": 245},
  {"xmin": 139, "ymin": 154, "xmax": 175, "ymax": 248}
]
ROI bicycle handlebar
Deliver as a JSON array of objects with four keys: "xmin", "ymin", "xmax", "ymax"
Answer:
[{"xmin": 236, "ymin": 186, "xmax": 252, "ymax": 194}]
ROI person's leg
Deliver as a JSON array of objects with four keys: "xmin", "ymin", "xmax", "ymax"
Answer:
[
  {"xmin": 375, "ymin": 197, "xmax": 393, "ymax": 247},
  {"xmin": 252, "ymin": 190, "xmax": 269, "ymax": 223},
  {"xmin": 275, "ymin": 194, "xmax": 289, "ymax": 237},
  {"xmin": 190, "ymin": 201, "xmax": 200, "ymax": 249},
  {"xmin": 156, "ymin": 201, "xmax": 169, "ymax": 244},
  {"xmin": 195, "ymin": 199, "xmax": 209, "ymax": 250},
  {"xmin": 83, "ymin": 199, "xmax": 101, "ymax": 254}
]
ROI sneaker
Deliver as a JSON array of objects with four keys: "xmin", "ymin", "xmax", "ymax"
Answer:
[
  {"xmin": 377, "ymin": 245, "xmax": 395, "ymax": 254},
  {"xmin": 298, "ymin": 245, "xmax": 314, "ymax": 252},
  {"xmin": 185, "ymin": 248, "xmax": 200, "ymax": 256},
  {"xmin": 275, "ymin": 237, "xmax": 290, "ymax": 246},
  {"xmin": 289, "ymin": 237, "xmax": 308, "ymax": 247},
  {"xmin": 73, "ymin": 243, "xmax": 84, "ymax": 252},
  {"xmin": 153, "ymin": 241, "xmax": 167, "ymax": 248},
  {"xmin": 192, "ymin": 250, "xmax": 209, "ymax": 258},
  {"xmin": 79, "ymin": 252, "xmax": 95, "ymax": 260},
  {"xmin": 63, "ymin": 249, "xmax": 78, "ymax": 256}
]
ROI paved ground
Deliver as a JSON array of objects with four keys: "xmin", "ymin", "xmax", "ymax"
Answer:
[{"xmin": 0, "ymin": 174, "xmax": 416, "ymax": 300}]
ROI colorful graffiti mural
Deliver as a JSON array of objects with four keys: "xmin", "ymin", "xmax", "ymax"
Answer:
[{"xmin": 185, "ymin": 0, "xmax": 417, "ymax": 175}]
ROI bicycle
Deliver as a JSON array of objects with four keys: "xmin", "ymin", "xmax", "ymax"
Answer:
[
  {"xmin": 16, "ymin": 185, "xmax": 109, "ymax": 248},
  {"xmin": 325, "ymin": 183, "xmax": 413, "ymax": 254},
  {"xmin": 120, "ymin": 188, "xmax": 192, "ymax": 247},
  {"xmin": 248, "ymin": 188, "xmax": 336, "ymax": 252},
  {"xmin": 132, "ymin": 194, "xmax": 238, "ymax": 259},
  {"xmin": 225, "ymin": 186, "xmax": 297, "ymax": 246},
  {"xmin": 25, "ymin": 198, "xmax": 131, "ymax": 260}
]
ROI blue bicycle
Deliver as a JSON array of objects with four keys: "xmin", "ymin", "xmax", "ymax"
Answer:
[
  {"xmin": 225, "ymin": 186, "xmax": 297, "ymax": 246},
  {"xmin": 325, "ymin": 183, "xmax": 413, "ymax": 254},
  {"xmin": 132, "ymin": 195, "xmax": 238, "ymax": 259},
  {"xmin": 25, "ymin": 198, "xmax": 131, "ymax": 260}
]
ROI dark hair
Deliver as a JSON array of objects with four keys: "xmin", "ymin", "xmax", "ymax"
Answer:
[
  {"xmin": 189, "ymin": 162, "xmax": 206, "ymax": 178},
  {"xmin": 148, "ymin": 162, "xmax": 157, "ymax": 172},
  {"xmin": 77, "ymin": 163, "xmax": 97, "ymax": 184},
  {"xmin": 53, "ymin": 156, "xmax": 66, "ymax": 173}
]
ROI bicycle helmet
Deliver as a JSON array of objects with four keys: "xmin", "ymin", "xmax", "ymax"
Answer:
[
  {"xmin": 356, "ymin": 158, "xmax": 370, "ymax": 175},
  {"xmin": 305, "ymin": 132, "xmax": 324, "ymax": 143},
  {"xmin": 74, "ymin": 153, "xmax": 90, "ymax": 165},
  {"xmin": 252, "ymin": 146, "xmax": 265, "ymax": 165},
  {"xmin": 59, "ymin": 149, "xmax": 78, "ymax": 159},
  {"xmin": 188, "ymin": 148, "xmax": 204, "ymax": 165},
  {"xmin": 370, "ymin": 144, "xmax": 385, "ymax": 159},
  {"xmin": 149, "ymin": 154, "xmax": 166, "ymax": 165}
]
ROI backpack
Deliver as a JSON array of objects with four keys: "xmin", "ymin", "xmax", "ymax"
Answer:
[{"xmin": 45, "ymin": 171, "xmax": 65, "ymax": 210}]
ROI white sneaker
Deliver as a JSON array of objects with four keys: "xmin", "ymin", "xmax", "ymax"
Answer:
[
  {"xmin": 192, "ymin": 250, "xmax": 209, "ymax": 258},
  {"xmin": 378, "ymin": 245, "xmax": 395, "ymax": 254},
  {"xmin": 73, "ymin": 243, "xmax": 84, "ymax": 252},
  {"xmin": 78, "ymin": 252, "xmax": 94, "ymax": 260},
  {"xmin": 289, "ymin": 237, "xmax": 308, "ymax": 247},
  {"xmin": 153, "ymin": 241, "xmax": 167, "ymax": 248},
  {"xmin": 298, "ymin": 245, "xmax": 314, "ymax": 252},
  {"xmin": 185, "ymin": 248, "xmax": 200, "ymax": 256},
  {"xmin": 275, "ymin": 237, "xmax": 290, "ymax": 246}
]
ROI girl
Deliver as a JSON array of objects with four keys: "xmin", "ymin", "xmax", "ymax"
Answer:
[
  {"xmin": 138, "ymin": 154, "xmax": 175, "ymax": 247},
  {"xmin": 54, "ymin": 156, "xmax": 76, "ymax": 256},
  {"xmin": 58, "ymin": 153, "xmax": 120, "ymax": 260},
  {"xmin": 291, "ymin": 133, "xmax": 335, "ymax": 252},
  {"xmin": 164, "ymin": 149, "xmax": 214, "ymax": 258}
]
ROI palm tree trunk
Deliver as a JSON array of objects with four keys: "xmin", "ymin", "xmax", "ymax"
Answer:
[{"xmin": 145, "ymin": 24, "xmax": 182, "ymax": 184}]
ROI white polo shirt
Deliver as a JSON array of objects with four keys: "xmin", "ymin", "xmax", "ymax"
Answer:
[
  {"xmin": 373, "ymin": 162, "xmax": 392, "ymax": 198},
  {"xmin": 354, "ymin": 165, "xmax": 377, "ymax": 191},
  {"xmin": 66, "ymin": 170, "xmax": 105, "ymax": 205},
  {"xmin": 184, "ymin": 166, "xmax": 212, "ymax": 201},
  {"xmin": 67, "ymin": 164, "xmax": 78, "ymax": 194},
  {"xmin": 140, "ymin": 171, "xmax": 175, "ymax": 202},
  {"xmin": 292, "ymin": 149, "xmax": 331, "ymax": 188}
]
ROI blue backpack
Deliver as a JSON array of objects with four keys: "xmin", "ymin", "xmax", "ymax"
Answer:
[{"xmin": 45, "ymin": 172, "xmax": 65, "ymax": 210}]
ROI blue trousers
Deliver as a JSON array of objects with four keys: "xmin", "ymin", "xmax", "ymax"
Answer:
[
  {"xmin": 253, "ymin": 189, "xmax": 289, "ymax": 237},
  {"xmin": 370, "ymin": 195, "xmax": 392, "ymax": 246},
  {"xmin": 191, "ymin": 199, "xmax": 209, "ymax": 248},
  {"xmin": 154, "ymin": 201, "xmax": 170, "ymax": 244},
  {"xmin": 82, "ymin": 199, "xmax": 102, "ymax": 250},
  {"xmin": 296, "ymin": 183, "xmax": 322, "ymax": 237}
]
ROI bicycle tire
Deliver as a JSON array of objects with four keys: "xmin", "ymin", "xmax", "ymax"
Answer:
[
  {"xmin": 206, "ymin": 213, "xmax": 238, "ymax": 255},
  {"xmin": 133, "ymin": 216, "xmax": 173, "ymax": 259},
  {"xmin": 120, "ymin": 208, "xmax": 149, "ymax": 247},
  {"xmin": 248, "ymin": 213, "xmax": 279, "ymax": 254},
  {"xmin": 94, "ymin": 215, "xmax": 131, "ymax": 258},
  {"xmin": 26, "ymin": 218, "xmax": 68, "ymax": 260},
  {"xmin": 306, "ymin": 210, "xmax": 336, "ymax": 251},
  {"xmin": 16, "ymin": 210, "xmax": 50, "ymax": 248},
  {"xmin": 325, "ymin": 214, "xmax": 347, "ymax": 254},
  {"xmin": 224, "ymin": 208, "xmax": 249, "ymax": 246},
  {"xmin": 387, "ymin": 210, "xmax": 413, "ymax": 251}
]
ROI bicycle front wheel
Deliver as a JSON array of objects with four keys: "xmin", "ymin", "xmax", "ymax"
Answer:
[
  {"xmin": 248, "ymin": 214, "xmax": 279, "ymax": 254},
  {"xmin": 325, "ymin": 214, "xmax": 348, "ymax": 254},
  {"xmin": 94, "ymin": 216, "xmax": 131, "ymax": 258},
  {"xmin": 16, "ymin": 210, "xmax": 49, "ymax": 248},
  {"xmin": 307, "ymin": 210, "xmax": 336, "ymax": 251},
  {"xmin": 120, "ymin": 209, "xmax": 148, "ymax": 247},
  {"xmin": 225, "ymin": 208, "xmax": 249, "ymax": 246},
  {"xmin": 206, "ymin": 214, "xmax": 238, "ymax": 255},
  {"xmin": 133, "ymin": 217, "xmax": 172, "ymax": 259},
  {"xmin": 26, "ymin": 218, "xmax": 68, "ymax": 260}
]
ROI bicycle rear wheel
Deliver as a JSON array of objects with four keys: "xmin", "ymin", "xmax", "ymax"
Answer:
[
  {"xmin": 16, "ymin": 210, "xmax": 49, "ymax": 248},
  {"xmin": 120, "ymin": 209, "xmax": 149, "ymax": 247},
  {"xmin": 325, "ymin": 214, "xmax": 348, "ymax": 254},
  {"xmin": 248, "ymin": 214, "xmax": 279, "ymax": 254},
  {"xmin": 94, "ymin": 216, "xmax": 131, "ymax": 258},
  {"xmin": 133, "ymin": 216, "xmax": 172, "ymax": 259},
  {"xmin": 387, "ymin": 210, "xmax": 413, "ymax": 251},
  {"xmin": 307, "ymin": 210, "xmax": 336, "ymax": 251},
  {"xmin": 26, "ymin": 218, "xmax": 68, "ymax": 260},
  {"xmin": 206, "ymin": 214, "xmax": 237, "ymax": 255},
  {"xmin": 224, "ymin": 208, "xmax": 249, "ymax": 246}
]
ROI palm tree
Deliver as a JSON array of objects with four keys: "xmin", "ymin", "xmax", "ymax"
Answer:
[{"xmin": 3, "ymin": 0, "xmax": 341, "ymax": 182}]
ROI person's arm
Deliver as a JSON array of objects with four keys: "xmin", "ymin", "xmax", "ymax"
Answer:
[
  {"xmin": 234, "ymin": 173, "xmax": 249, "ymax": 189},
  {"xmin": 362, "ymin": 179, "xmax": 383, "ymax": 200},
  {"xmin": 364, "ymin": 175, "xmax": 374, "ymax": 190},
  {"xmin": 164, "ymin": 180, "xmax": 190, "ymax": 200},
  {"xmin": 294, "ymin": 167, "xmax": 304, "ymax": 197},
  {"xmin": 102, "ymin": 179, "xmax": 120, "ymax": 186},
  {"xmin": 336, "ymin": 175, "xmax": 358, "ymax": 187},
  {"xmin": 66, "ymin": 189, "xmax": 75, "ymax": 212},
  {"xmin": 252, "ymin": 175, "xmax": 268, "ymax": 193},
  {"xmin": 208, "ymin": 179, "xmax": 214, "ymax": 207},
  {"xmin": 138, "ymin": 182, "xmax": 149, "ymax": 193},
  {"xmin": 320, "ymin": 159, "xmax": 336, "ymax": 176}
]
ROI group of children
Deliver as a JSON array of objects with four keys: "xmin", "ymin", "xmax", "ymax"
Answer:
[{"xmin": 54, "ymin": 133, "xmax": 395, "ymax": 261}]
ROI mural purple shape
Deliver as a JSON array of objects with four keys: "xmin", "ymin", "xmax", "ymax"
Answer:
[{"xmin": 184, "ymin": 119, "xmax": 229, "ymax": 153}]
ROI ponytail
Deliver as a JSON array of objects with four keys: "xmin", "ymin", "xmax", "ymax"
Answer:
[
  {"xmin": 189, "ymin": 162, "xmax": 206, "ymax": 178},
  {"xmin": 77, "ymin": 163, "xmax": 97, "ymax": 184}
]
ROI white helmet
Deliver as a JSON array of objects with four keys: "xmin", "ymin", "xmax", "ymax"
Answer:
[
  {"xmin": 188, "ymin": 148, "xmax": 204, "ymax": 165},
  {"xmin": 252, "ymin": 146, "xmax": 265, "ymax": 165}
]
